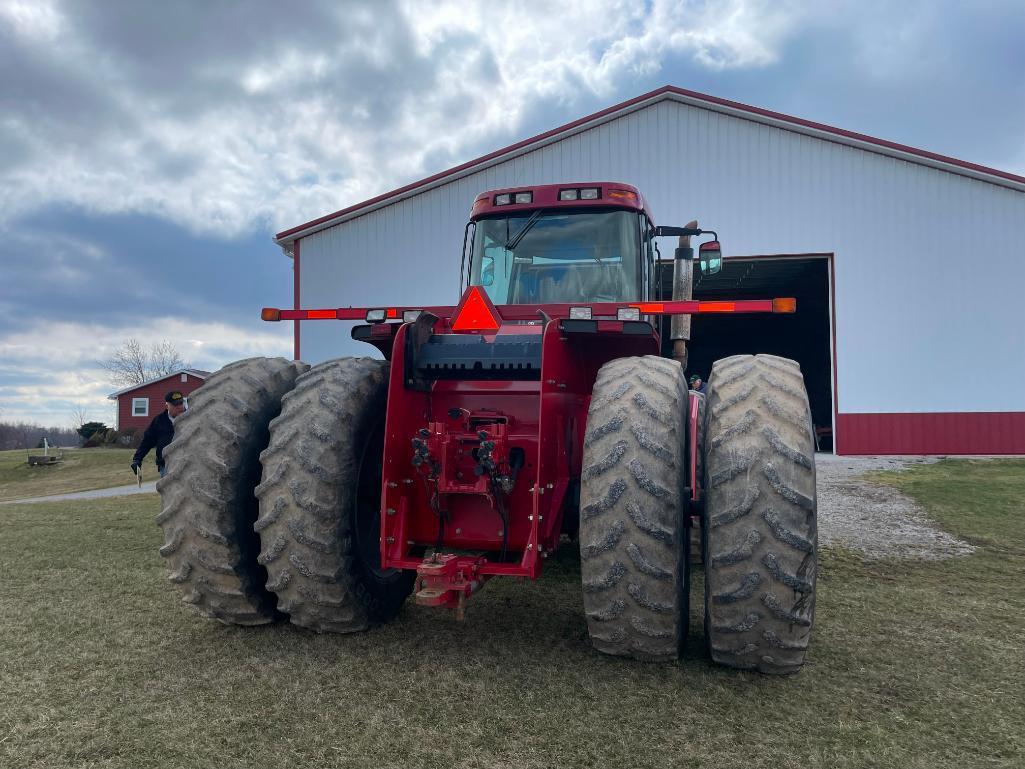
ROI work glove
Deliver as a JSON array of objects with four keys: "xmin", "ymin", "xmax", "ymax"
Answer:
[{"xmin": 130, "ymin": 461, "xmax": 141, "ymax": 475}]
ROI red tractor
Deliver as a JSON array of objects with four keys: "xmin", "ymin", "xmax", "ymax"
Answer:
[{"xmin": 157, "ymin": 183, "xmax": 816, "ymax": 674}]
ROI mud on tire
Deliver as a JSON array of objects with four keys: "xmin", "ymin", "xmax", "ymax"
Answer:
[
  {"xmin": 156, "ymin": 357, "xmax": 308, "ymax": 624},
  {"xmin": 254, "ymin": 357, "xmax": 414, "ymax": 633},
  {"xmin": 580, "ymin": 355, "xmax": 689, "ymax": 661},
  {"xmin": 702, "ymin": 354, "xmax": 817, "ymax": 674}
]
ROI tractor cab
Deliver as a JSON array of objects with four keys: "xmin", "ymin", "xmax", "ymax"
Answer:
[{"xmin": 465, "ymin": 183, "xmax": 655, "ymax": 307}]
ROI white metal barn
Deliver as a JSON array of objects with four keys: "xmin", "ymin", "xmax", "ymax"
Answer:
[{"xmin": 274, "ymin": 86, "xmax": 1025, "ymax": 455}]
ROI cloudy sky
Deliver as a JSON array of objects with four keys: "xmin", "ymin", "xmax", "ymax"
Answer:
[{"xmin": 1, "ymin": 0, "xmax": 1023, "ymax": 427}]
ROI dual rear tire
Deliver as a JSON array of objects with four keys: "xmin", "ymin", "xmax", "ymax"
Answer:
[
  {"xmin": 580, "ymin": 354, "xmax": 817, "ymax": 672},
  {"xmin": 157, "ymin": 356, "xmax": 412, "ymax": 633}
]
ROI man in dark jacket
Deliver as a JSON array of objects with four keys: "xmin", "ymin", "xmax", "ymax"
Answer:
[{"xmin": 131, "ymin": 390, "xmax": 186, "ymax": 478}]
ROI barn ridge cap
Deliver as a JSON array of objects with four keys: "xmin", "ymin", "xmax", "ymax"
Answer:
[{"xmin": 275, "ymin": 84, "xmax": 1025, "ymax": 249}]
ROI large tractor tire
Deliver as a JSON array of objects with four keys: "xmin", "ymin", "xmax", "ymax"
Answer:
[
  {"xmin": 254, "ymin": 357, "xmax": 415, "ymax": 633},
  {"xmin": 156, "ymin": 357, "xmax": 308, "ymax": 624},
  {"xmin": 702, "ymin": 354, "xmax": 817, "ymax": 674},
  {"xmin": 580, "ymin": 355, "xmax": 689, "ymax": 661}
]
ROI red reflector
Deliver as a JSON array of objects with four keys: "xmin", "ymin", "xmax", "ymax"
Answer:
[
  {"xmin": 261, "ymin": 308, "xmax": 280, "ymax": 322},
  {"xmin": 773, "ymin": 297, "xmax": 797, "ymax": 313},
  {"xmin": 697, "ymin": 302, "xmax": 736, "ymax": 313},
  {"xmin": 452, "ymin": 286, "xmax": 501, "ymax": 332},
  {"xmin": 631, "ymin": 302, "xmax": 664, "ymax": 314},
  {"xmin": 307, "ymin": 309, "xmax": 337, "ymax": 319}
]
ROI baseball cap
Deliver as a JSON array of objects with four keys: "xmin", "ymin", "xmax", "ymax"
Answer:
[
  {"xmin": 689, "ymin": 374, "xmax": 701, "ymax": 385},
  {"xmin": 165, "ymin": 390, "xmax": 185, "ymax": 405}
]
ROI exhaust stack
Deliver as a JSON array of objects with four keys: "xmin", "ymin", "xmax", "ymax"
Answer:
[{"xmin": 670, "ymin": 219, "xmax": 698, "ymax": 370}]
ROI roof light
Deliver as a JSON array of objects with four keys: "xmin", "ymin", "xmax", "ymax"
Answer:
[
  {"xmin": 569, "ymin": 306, "xmax": 592, "ymax": 320},
  {"xmin": 452, "ymin": 286, "xmax": 501, "ymax": 333},
  {"xmin": 365, "ymin": 309, "xmax": 387, "ymax": 322},
  {"xmin": 559, "ymin": 189, "xmax": 579, "ymax": 201},
  {"xmin": 308, "ymin": 309, "xmax": 337, "ymax": 319},
  {"xmin": 495, "ymin": 193, "xmax": 512, "ymax": 205},
  {"xmin": 617, "ymin": 307, "xmax": 640, "ymax": 321},
  {"xmin": 261, "ymin": 308, "xmax": 281, "ymax": 322},
  {"xmin": 403, "ymin": 309, "xmax": 423, "ymax": 323},
  {"xmin": 514, "ymin": 191, "xmax": 533, "ymax": 204},
  {"xmin": 580, "ymin": 187, "xmax": 599, "ymax": 200}
]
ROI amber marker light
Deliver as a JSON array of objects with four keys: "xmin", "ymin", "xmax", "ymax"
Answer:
[
  {"xmin": 773, "ymin": 297, "xmax": 798, "ymax": 313},
  {"xmin": 607, "ymin": 189, "xmax": 637, "ymax": 202},
  {"xmin": 261, "ymin": 308, "xmax": 281, "ymax": 321}
]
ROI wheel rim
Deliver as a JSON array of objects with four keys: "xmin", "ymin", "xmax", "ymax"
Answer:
[{"xmin": 353, "ymin": 419, "xmax": 394, "ymax": 581}]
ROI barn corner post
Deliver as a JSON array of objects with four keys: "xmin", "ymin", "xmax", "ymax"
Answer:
[{"xmin": 293, "ymin": 239, "xmax": 301, "ymax": 361}]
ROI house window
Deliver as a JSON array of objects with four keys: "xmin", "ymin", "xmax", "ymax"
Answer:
[
  {"xmin": 132, "ymin": 398, "xmax": 149, "ymax": 417},
  {"xmin": 181, "ymin": 373, "xmax": 187, "ymax": 382}
]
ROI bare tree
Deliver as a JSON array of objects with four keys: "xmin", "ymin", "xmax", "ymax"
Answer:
[
  {"xmin": 100, "ymin": 338, "xmax": 190, "ymax": 387},
  {"xmin": 71, "ymin": 404, "xmax": 89, "ymax": 430},
  {"xmin": 149, "ymin": 340, "xmax": 187, "ymax": 378},
  {"xmin": 100, "ymin": 338, "xmax": 148, "ymax": 387}
]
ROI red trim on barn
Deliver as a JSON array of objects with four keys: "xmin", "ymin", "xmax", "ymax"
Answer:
[
  {"xmin": 293, "ymin": 239, "xmax": 301, "ymax": 360},
  {"xmin": 275, "ymin": 85, "xmax": 1025, "ymax": 243},
  {"xmin": 837, "ymin": 412, "xmax": 1025, "ymax": 455}
]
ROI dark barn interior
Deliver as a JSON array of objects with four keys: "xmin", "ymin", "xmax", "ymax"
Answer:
[{"xmin": 660, "ymin": 255, "xmax": 834, "ymax": 450}]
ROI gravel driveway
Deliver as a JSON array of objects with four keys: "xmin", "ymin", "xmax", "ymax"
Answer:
[{"xmin": 816, "ymin": 454, "xmax": 974, "ymax": 560}]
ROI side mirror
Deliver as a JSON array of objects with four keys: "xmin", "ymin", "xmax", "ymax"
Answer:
[
  {"xmin": 481, "ymin": 255, "xmax": 495, "ymax": 286},
  {"xmin": 699, "ymin": 241, "xmax": 722, "ymax": 276}
]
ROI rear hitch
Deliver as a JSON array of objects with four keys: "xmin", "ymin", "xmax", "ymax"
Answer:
[{"xmin": 413, "ymin": 553, "xmax": 486, "ymax": 620}]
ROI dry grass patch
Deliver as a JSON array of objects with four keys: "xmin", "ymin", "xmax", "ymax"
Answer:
[
  {"xmin": 0, "ymin": 459, "xmax": 1023, "ymax": 768},
  {"xmin": 0, "ymin": 447, "xmax": 138, "ymax": 501}
]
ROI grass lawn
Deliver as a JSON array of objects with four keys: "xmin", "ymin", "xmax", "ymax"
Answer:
[
  {"xmin": 0, "ymin": 459, "xmax": 1023, "ymax": 768},
  {"xmin": 0, "ymin": 447, "xmax": 142, "ymax": 501}
]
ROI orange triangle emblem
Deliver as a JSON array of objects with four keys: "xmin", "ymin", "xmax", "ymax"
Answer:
[{"xmin": 452, "ymin": 286, "xmax": 501, "ymax": 332}]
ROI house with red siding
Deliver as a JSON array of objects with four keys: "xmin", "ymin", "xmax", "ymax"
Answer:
[{"xmin": 107, "ymin": 369, "xmax": 209, "ymax": 432}]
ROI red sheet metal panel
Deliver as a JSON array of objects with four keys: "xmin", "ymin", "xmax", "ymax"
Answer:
[{"xmin": 837, "ymin": 412, "xmax": 1025, "ymax": 455}]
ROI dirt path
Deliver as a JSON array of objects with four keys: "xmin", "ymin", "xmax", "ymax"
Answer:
[
  {"xmin": 0, "ymin": 481, "xmax": 158, "ymax": 505},
  {"xmin": 815, "ymin": 454, "xmax": 974, "ymax": 559}
]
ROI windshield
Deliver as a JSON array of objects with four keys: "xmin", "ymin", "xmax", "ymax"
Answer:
[{"xmin": 469, "ymin": 210, "xmax": 642, "ymax": 305}]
